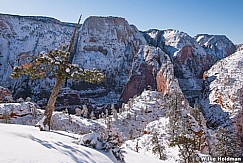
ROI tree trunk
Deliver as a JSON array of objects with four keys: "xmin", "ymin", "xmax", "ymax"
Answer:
[{"xmin": 41, "ymin": 78, "xmax": 64, "ymax": 130}]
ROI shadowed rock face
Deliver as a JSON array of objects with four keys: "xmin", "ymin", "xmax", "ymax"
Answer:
[{"xmin": 120, "ymin": 46, "xmax": 167, "ymax": 102}]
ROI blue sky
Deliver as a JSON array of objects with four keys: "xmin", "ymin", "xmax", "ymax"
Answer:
[{"xmin": 0, "ymin": 0, "xmax": 242, "ymax": 44}]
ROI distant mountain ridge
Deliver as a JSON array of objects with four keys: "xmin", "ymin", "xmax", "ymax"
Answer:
[{"xmin": 0, "ymin": 13, "xmax": 239, "ymax": 105}]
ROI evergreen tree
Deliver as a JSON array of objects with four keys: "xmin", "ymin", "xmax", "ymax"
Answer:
[
  {"xmin": 166, "ymin": 91, "xmax": 198, "ymax": 162},
  {"xmin": 121, "ymin": 103, "xmax": 125, "ymax": 112},
  {"xmin": 129, "ymin": 129, "xmax": 134, "ymax": 139},
  {"xmin": 151, "ymin": 131, "xmax": 166, "ymax": 160},
  {"xmin": 2, "ymin": 109, "xmax": 11, "ymax": 123},
  {"xmin": 11, "ymin": 16, "xmax": 104, "ymax": 130},
  {"xmin": 25, "ymin": 97, "xmax": 31, "ymax": 102},
  {"xmin": 166, "ymin": 91, "xmax": 184, "ymax": 140},
  {"xmin": 75, "ymin": 108, "xmax": 82, "ymax": 116},
  {"xmin": 212, "ymin": 127, "xmax": 242, "ymax": 157}
]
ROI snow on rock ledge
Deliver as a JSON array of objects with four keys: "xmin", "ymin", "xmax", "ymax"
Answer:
[
  {"xmin": 195, "ymin": 34, "xmax": 236, "ymax": 59},
  {"xmin": 201, "ymin": 50, "xmax": 243, "ymax": 139}
]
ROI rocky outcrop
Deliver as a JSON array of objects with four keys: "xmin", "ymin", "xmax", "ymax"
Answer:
[
  {"xmin": 200, "ymin": 50, "xmax": 243, "ymax": 141},
  {"xmin": 0, "ymin": 14, "xmax": 162, "ymax": 105},
  {"xmin": 156, "ymin": 52, "xmax": 174, "ymax": 95},
  {"xmin": 72, "ymin": 16, "xmax": 151, "ymax": 103},
  {"xmin": 144, "ymin": 30, "xmax": 237, "ymax": 105},
  {"xmin": 236, "ymin": 44, "xmax": 243, "ymax": 52},
  {"xmin": 0, "ymin": 13, "xmax": 75, "ymax": 100},
  {"xmin": 195, "ymin": 34, "xmax": 236, "ymax": 59},
  {"xmin": 120, "ymin": 46, "xmax": 166, "ymax": 102},
  {"xmin": 144, "ymin": 29, "xmax": 211, "ymax": 104},
  {"xmin": 0, "ymin": 86, "xmax": 12, "ymax": 102}
]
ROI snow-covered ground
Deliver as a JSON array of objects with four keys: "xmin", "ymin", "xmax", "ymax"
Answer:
[
  {"xmin": 0, "ymin": 123, "xmax": 164, "ymax": 163},
  {"xmin": 0, "ymin": 123, "xmax": 115, "ymax": 163},
  {"xmin": 0, "ymin": 88, "xmax": 209, "ymax": 162}
]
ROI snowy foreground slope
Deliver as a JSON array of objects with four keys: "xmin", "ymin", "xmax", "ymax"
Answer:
[
  {"xmin": 0, "ymin": 123, "xmax": 163, "ymax": 163},
  {"xmin": 0, "ymin": 123, "xmax": 114, "ymax": 163}
]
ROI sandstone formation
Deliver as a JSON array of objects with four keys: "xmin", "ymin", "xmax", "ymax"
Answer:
[{"xmin": 200, "ymin": 49, "xmax": 243, "ymax": 141}]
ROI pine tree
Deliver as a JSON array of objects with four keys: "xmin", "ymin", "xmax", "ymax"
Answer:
[
  {"xmin": 129, "ymin": 129, "xmax": 134, "ymax": 140},
  {"xmin": 121, "ymin": 103, "xmax": 125, "ymax": 112},
  {"xmin": 151, "ymin": 132, "xmax": 166, "ymax": 160},
  {"xmin": 127, "ymin": 113, "xmax": 131, "ymax": 120},
  {"xmin": 212, "ymin": 127, "xmax": 242, "ymax": 157},
  {"xmin": 11, "ymin": 16, "xmax": 105, "ymax": 130},
  {"xmin": 17, "ymin": 98, "xmax": 24, "ymax": 103},
  {"xmin": 144, "ymin": 105, "xmax": 148, "ymax": 114},
  {"xmin": 127, "ymin": 100, "xmax": 132, "ymax": 110},
  {"xmin": 2, "ymin": 109, "xmax": 11, "ymax": 123},
  {"xmin": 25, "ymin": 97, "xmax": 31, "ymax": 102},
  {"xmin": 166, "ymin": 91, "xmax": 184, "ymax": 140},
  {"xmin": 75, "ymin": 108, "xmax": 82, "ymax": 116},
  {"xmin": 166, "ymin": 91, "xmax": 197, "ymax": 162},
  {"xmin": 169, "ymin": 117, "xmax": 196, "ymax": 163}
]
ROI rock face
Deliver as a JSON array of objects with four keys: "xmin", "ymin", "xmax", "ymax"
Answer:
[
  {"xmin": 200, "ymin": 49, "xmax": 243, "ymax": 141},
  {"xmin": 156, "ymin": 52, "xmax": 174, "ymax": 95},
  {"xmin": 0, "ymin": 13, "xmax": 75, "ymax": 100},
  {"xmin": 236, "ymin": 44, "xmax": 243, "ymax": 51},
  {"xmin": 195, "ymin": 34, "xmax": 236, "ymax": 60},
  {"xmin": 72, "ymin": 16, "xmax": 144, "ymax": 98},
  {"xmin": 144, "ymin": 29, "xmax": 237, "ymax": 105},
  {"xmin": 0, "ymin": 14, "xmax": 164, "ymax": 105},
  {"xmin": 72, "ymin": 16, "xmax": 164, "ymax": 103},
  {"xmin": 120, "ymin": 46, "xmax": 167, "ymax": 102},
  {"xmin": 144, "ymin": 29, "xmax": 209, "ymax": 104},
  {"xmin": 0, "ymin": 13, "xmax": 239, "ymax": 109},
  {"xmin": 0, "ymin": 86, "xmax": 12, "ymax": 102}
]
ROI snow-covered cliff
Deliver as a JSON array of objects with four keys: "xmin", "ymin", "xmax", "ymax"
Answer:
[
  {"xmin": 72, "ymin": 16, "xmax": 149, "ymax": 103},
  {"xmin": 0, "ymin": 13, "xmax": 239, "ymax": 109},
  {"xmin": 200, "ymin": 49, "xmax": 243, "ymax": 136},
  {"xmin": 143, "ymin": 29, "xmax": 237, "ymax": 105},
  {"xmin": 195, "ymin": 34, "xmax": 236, "ymax": 59},
  {"xmin": 0, "ymin": 13, "xmax": 76, "ymax": 99}
]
